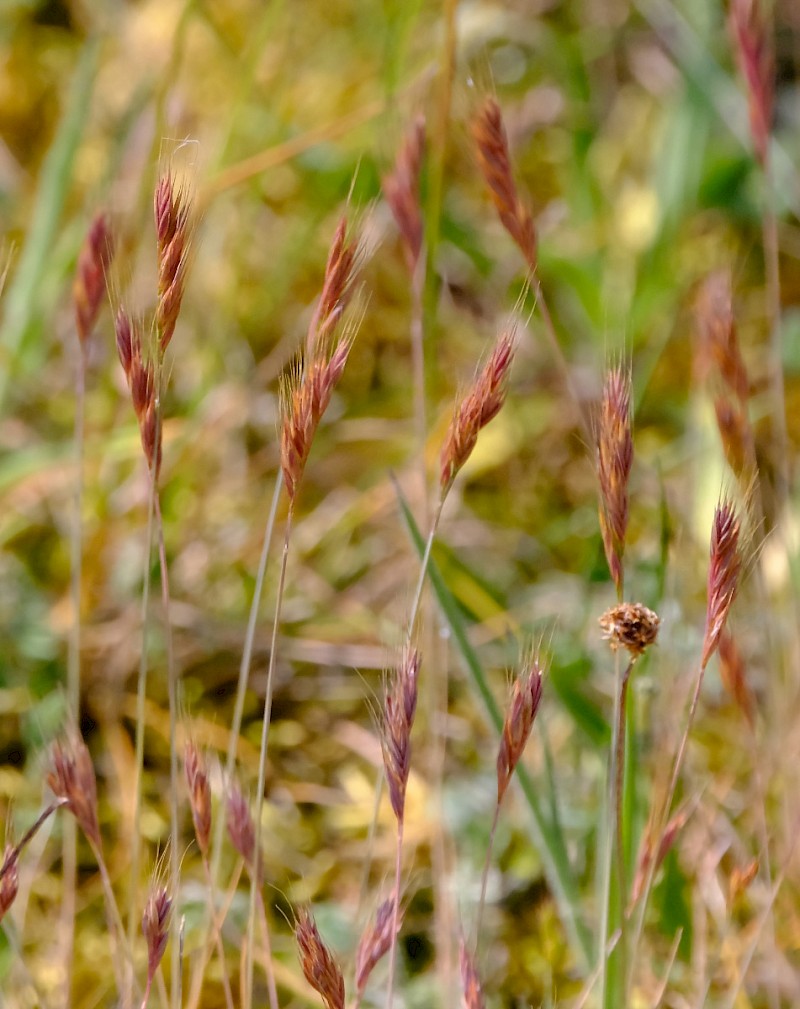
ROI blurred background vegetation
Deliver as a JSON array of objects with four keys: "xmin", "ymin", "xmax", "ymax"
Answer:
[{"xmin": 1, "ymin": 0, "xmax": 800, "ymax": 1006}]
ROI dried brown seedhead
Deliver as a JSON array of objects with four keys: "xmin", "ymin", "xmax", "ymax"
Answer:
[
  {"xmin": 497, "ymin": 654, "xmax": 544, "ymax": 805},
  {"xmin": 142, "ymin": 883, "xmax": 172, "ymax": 983},
  {"xmin": 184, "ymin": 741, "xmax": 211, "ymax": 856},
  {"xmin": 154, "ymin": 170, "xmax": 194, "ymax": 352},
  {"xmin": 596, "ymin": 364, "xmax": 633, "ymax": 599},
  {"xmin": 599, "ymin": 602, "xmax": 660, "ymax": 658},
  {"xmin": 383, "ymin": 115, "xmax": 426, "ymax": 274},
  {"xmin": 295, "ymin": 906, "xmax": 346, "ymax": 1009},
  {"xmin": 47, "ymin": 737, "xmax": 101, "ymax": 849},
  {"xmin": 381, "ymin": 646, "xmax": 420, "ymax": 823},
  {"xmin": 74, "ymin": 212, "xmax": 114, "ymax": 348},
  {"xmin": 440, "ymin": 328, "xmax": 516, "ymax": 496},
  {"xmin": 473, "ymin": 97, "xmax": 537, "ymax": 271},
  {"xmin": 701, "ymin": 499, "xmax": 742, "ymax": 670},
  {"xmin": 355, "ymin": 896, "xmax": 399, "ymax": 996}
]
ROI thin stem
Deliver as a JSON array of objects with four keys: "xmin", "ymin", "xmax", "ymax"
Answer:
[
  {"xmin": 126, "ymin": 446, "xmax": 160, "ymax": 1006},
  {"xmin": 385, "ymin": 818, "xmax": 404, "ymax": 1009},
  {"xmin": 62, "ymin": 347, "xmax": 87, "ymax": 1009},
  {"xmin": 406, "ymin": 496, "xmax": 444, "ymax": 643},
  {"xmin": 761, "ymin": 152, "xmax": 788, "ymax": 502},
  {"xmin": 611, "ymin": 659, "xmax": 635, "ymax": 1001},
  {"xmin": 598, "ymin": 651, "xmax": 620, "ymax": 1009},
  {"xmin": 153, "ymin": 492, "xmax": 180, "ymax": 1009},
  {"xmin": 1, "ymin": 800, "xmax": 68, "ymax": 873},
  {"xmin": 409, "ymin": 254, "xmax": 428, "ymax": 523},
  {"xmin": 200, "ymin": 857, "xmax": 236, "ymax": 1009},
  {"xmin": 185, "ymin": 863, "xmax": 244, "ymax": 1009},
  {"xmin": 244, "ymin": 510, "xmax": 293, "ymax": 1009},
  {"xmin": 91, "ymin": 837, "xmax": 137, "ymax": 999},
  {"xmin": 255, "ymin": 887, "xmax": 280, "ymax": 1009},
  {"xmin": 474, "ymin": 801, "xmax": 501, "ymax": 948}
]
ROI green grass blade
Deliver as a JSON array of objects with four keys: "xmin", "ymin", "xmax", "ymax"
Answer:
[
  {"xmin": 0, "ymin": 37, "xmax": 100, "ymax": 409},
  {"xmin": 396, "ymin": 489, "xmax": 592, "ymax": 966}
]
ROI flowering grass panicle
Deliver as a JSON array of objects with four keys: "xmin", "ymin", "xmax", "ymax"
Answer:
[
  {"xmin": 701, "ymin": 499, "xmax": 742, "ymax": 670},
  {"xmin": 596, "ymin": 365, "xmax": 633, "ymax": 599},
  {"xmin": 47, "ymin": 737, "xmax": 101, "ymax": 849},
  {"xmin": 383, "ymin": 115, "xmax": 426, "ymax": 274},
  {"xmin": 184, "ymin": 741, "xmax": 211, "ymax": 856},
  {"xmin": 74, "ymin": 212, "xmax": 114, "ymax": 348},
  {"xmin": 295, "ymin": 906, "xmax": 345, "ymax": 1009},
  {"xmin": 354, "ymin": 897, "xmax": 398, "ymax": 997},
  {"xmin": 142, "ymin": 883, "xmax": 171, "ymax": 987},
  {"xmin": 154, "ymin": 170, "xmax": 194, "ymax": 352},
  {"xmin": 472, "ymin": 97, "xmax": 536, "ymax": 271},
  {"xmin": 496, "ymin": 656, "xmax": 544, "ymax": 805},
  {"xmin": 440, "ymin": 328, "xmax": 515, "ymax": 496},
  {"xmin": 381, "ymin": 646, "xmax": 421, "ymax": 823}
]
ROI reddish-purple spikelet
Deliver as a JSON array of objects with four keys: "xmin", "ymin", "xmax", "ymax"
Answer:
[
  {"xmin": 472, "ymin": 98, "xmax": 537, "ymax": 271},
  {"xmin": 459, "ymin": 937, "xmax": 487, "ymax": 1009},
  {"xmin": 381, "ymin": 646, "xmax": 420, "ymax": 823},
  {"xmin": 718, "ymin": 630, "xmax": 756, "ymax": 728},
  {"xmin": 74, "ymin": 212, "xmax": 114, "ymax": 348},
  {"xmin": 307, "ymin": 216, "xmax": 360, "ymax": 358},
  {"xmin": 497, "ymin": 655, "xmax": 544, "ymax": 805},
  {"xmin": 696, "ymin": 270, "xmax": 749, "ymax": 403},
  {"xmin": 226, "ymin": 781, "xmax": 258, "ymax": 876},
  {"xmin": 701, "ymin": 499, "xmax": 742, "ymax": 670},
  {"xmin": 355, "ymin": 897, "xmax": 399, "ymax": 996},
  {"xmin": 295, "ymin": 906, "xmax": 346, "ymax": 1009},
  {"xmin": 281, "ymin": 336, "xmax": 353, "ymax": 502},
  {"xmin": 184, "ymin": 741, "xmax": 211, "ymax": 856},
  {"xmin": 47, "ymin": 737, "xmax": 101, "ymax": 849},
  {"xmin": 153, "ymin": 170, "xmax": 194, "ymax": 352},
  {"xmin": 383, "ymin": 115, "xmax": 426, "ymax": 274},
  {"xmin": 630, "ymin": 807, "xmax": 688, "ymax": 907},
  {"xmin": 596, "ymin": 364, "xmax": 633, "ymax": 599},
  {"xmin": 142, "ymin": 883, "xmax": 172, "ymax": 984},
  {"xmin": 0, "ymin": 846, "xmax": 18, "ymax": 923},
  {"xmin": 729, "ymin": 0, "xmax": 774, "ymax": 167},
  {"xmin": 440, "ymin": 328, "xmax": 516, "ymax": 496}
]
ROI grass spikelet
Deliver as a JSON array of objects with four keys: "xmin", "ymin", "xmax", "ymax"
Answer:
[
  {"xmin": 718, "ymin": 630, "xmax": 755, "ymax": 727},
  {"xmin": 184, "ymin": 741, "xmax": 211, "ymax": 857},
  {"xmin": 141, "ymin": 881, "xmax": 172, "ymax": 1008},
  {"xmin": 381, "ymin": 645, "xmax": 420, "ymax": 823},
  {"xmin": 696, "ymin": 270, "xmax": 749, "ymax": 403},
  {"xmin": 701, "ymin": 498, "xmax": 742, "ymax": 670},
  {"xmin": 74, "ymin": 212, "xmax": 114, "ymax": 349},
  {"xmin": 596, "ymin": 364, "xmax": 633, "ymax": 599},
  {"xmin": 459, "ymin": 937, "xmax": 486, "ymax": 1009},
  {"xmin": 154, "ymin": 169, "xmax": 194, "ymax": 352},
  {"xmin": 472, "ymin": 97, "xmax": 537, "ymax": 270},
  {"xmin": 226, "ymin": 781, "xmax": 257, "ymax": 875},
  {"xmin": 307, "ymin": 215, "xmax": 360, "ymax": 357},
  {"xmin": 497, "ymin": 655, "xmax": 544, "ymax": 806},
  {"xmin": 729, "ymin": 0, "xmax": 773, "ymax": 167},
  {"xmin": 354, "ymin": 897, "xmax": 398, "ymax": 1000},
  {"xmin": 280, "ymin": 335, "xmax": 353, "ymax": 502},
  {"xmin": 439, "ymin": 327, "xmax": 515, "ymax": 497},
  {"xmin": 47, "ymin": 736, "xmax": 101, "ymax": 849},
  {"xmin": 0, "ymin": 846, "xmax": 18, "ymax": 923},
  {"xmin": 295, "ymin": 906, "xmax": 346, "ymax": 1009},
  {"xmin": 383, "ymin": 115, "xmax": 426, "ymax": 273}
]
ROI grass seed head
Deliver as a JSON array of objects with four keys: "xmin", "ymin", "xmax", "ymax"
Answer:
[
  {"xmin": 472, "ymin": 97, "xmax": 537, "ymax": 271},
  {"xmin": 226, "ymin": 781, "xmax": 258, "ymax": 875},
  {"xmin": 154, "ymin": 170, "xmax": 194, "ymax": 352},
  {"xmin": 702, "ymin": 499, "xmax": 742, "ymax": 670},
  {"xmin": 184, "ymin": 741, "xmax": 211, "ymax": 856},
  {"xmin": 142, "ymin": 882, "xmax": 172, "ymax": 984},
  {"xmin": 440, "ymin": 327, "xmax": 516, "ymax": 496},
  {"xmin": 718, "ymin": 630, "xmax": 755, "ymax": 727},
  {"xmin": 497, "ymin": 655, "xmax": 544, "ymax": 805},
  {"xmin": 47, "ymin": 737, "xmax": 101, "ymax": 849},
  {"xmin": 381, "ymin": 646, "xmax": 420, "ymax": 823},
  {"xmin": 307, "ymin": 216, "xmax": 360, "ymax": 358},
  {"xmin": 596, "ymin": 364, "xmax": 633, "ymax": 598},
  {"xmin": 354, "ymin": 896, "xmax": 398, "ymax": 995},
  {"xmin": 295, "ymin": 906, "xmax": 346, "ymax": 1009},
  {"xmin": 383, "ymin": 115, "xmax": 426, "ymax": 273},
  {"xmin": 459, "ymin": 937, "xmax": 487, "ymax": 1009},
  {"xmin": 74, "ymin": 212, "xmax": 114, "ymax": 348},
  {"xmin": 599, "ymin": 602, "xmax": 660, "ymax": 658},
  {"xmin": 729, "ymin": 0, "xmax": 774, "ymax": 166}
]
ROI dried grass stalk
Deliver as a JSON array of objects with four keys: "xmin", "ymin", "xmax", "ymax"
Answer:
[
  {"xmin": 440, "ymin": 328, "xmax": 515, "ymax": 496},
  {"xmin": 596, "ymin": 365, "xmax": 633, "ymax": 598},
  {"xmin": 74, "ymin": 212, "xmax": 114, "ymax": 348},
  {"xmin": 472, "ymin": 97, "xmax": 537, "ymax": 270},
  {"xmin": 295, "ymin": 906, "xmax": 345, "ymax": 1009}
]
